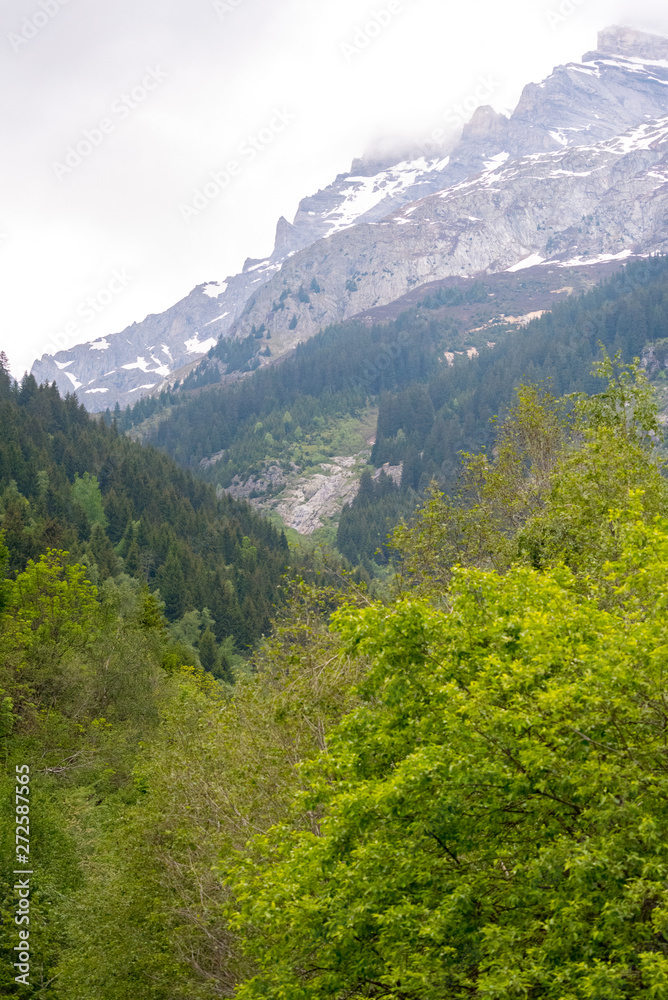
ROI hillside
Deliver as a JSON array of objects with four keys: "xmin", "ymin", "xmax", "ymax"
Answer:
[
  {"xmin": 0, "ymin": 357, "xmax": 289, "ymax": 661},
  {"xmin": 114, "ymin": 256, "xmax": 668, "ymax": 563}
]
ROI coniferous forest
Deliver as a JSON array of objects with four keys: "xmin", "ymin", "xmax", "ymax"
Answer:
[
  {"xmin": 118, "ymin": 256, "xmax": 668, "ymax": 569},
  {"xmin": 0, "ymin": 361, "xmax": 290, "ymax": 662}
]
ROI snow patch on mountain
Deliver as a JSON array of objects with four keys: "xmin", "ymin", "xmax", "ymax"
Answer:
[
  {"xmin": 202, "ymin": 282, "xmax": 228, "ymax": 298},
  {"xmin": 30, "ymin": 25, "xmax": 668, "ymax": 411},
  {"xmin": 558, "ymin": 250, "xmax": 635, "ymax": 267},
  {"xmin": 507, "ymin": 254, "xmax": 547, "ymax": 272},
  {"xmin": 321, "ymin": 156, "xmax": 451, "ymax": 236},
  {"xmin": 184, "ymin": 335, "xmax": 217, "ymax": 354}
]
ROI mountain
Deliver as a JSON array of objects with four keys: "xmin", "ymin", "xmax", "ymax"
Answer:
[
  {"xmin": 32, "ymin": 25, "xmax": 668, "ymax": 411},
  {"xmin": 225, "ymin": 26, "xmax": 668, "ymax": 349},
  {"xmin": 122, "ymin": 255, "xmax": 668, "ymax": 559},
  {"xmin": 32, "ymin": 27, "xmax": 668, "ymax": 411},
  {"xmin": 30, "ymin": 155, "xmax": 455, "ymax": 409}
]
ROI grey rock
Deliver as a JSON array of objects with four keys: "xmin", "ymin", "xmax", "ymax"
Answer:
[{"xmin": 227, "ymin": 114, "xmax": 668, "ymax": 350}]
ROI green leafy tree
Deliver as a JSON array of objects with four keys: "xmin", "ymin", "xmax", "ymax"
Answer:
[
  {"xmin": 0, "ymin": 531, "xmax": 10, "ymax": 615},
  {"xmin": 71, "ymin": 472, "xmax": 108, "ymax": 528},
  {"xmin": 4, "ymin": 549, "xmax": 101, "ymax": 660},
  {"xmin": 228, "ymin": 511, "xmax": 668, "ymax": 998},
  {"xmin": 395, "ymin": 355, "xmax": 668, "ymax": 592}
]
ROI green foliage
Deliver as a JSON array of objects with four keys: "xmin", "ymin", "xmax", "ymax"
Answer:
[
  {"xmin": 394, "ymin": 356, "xmax": 668, "ymax": 591},
  {"xmin": 4, "ymin": 549, "xmax": 100, "ymax": 662},
  {"xmin": 337, "ymin": 470, "xmax": 412, "ymax": 568},
  {"xmin": 227, "ymin": 508, "xmax": 668, "ymax": 999},
  {"xmin": 71, "ymin": 471, "xmax": 108, "ymax": 528},
  {"xmin": 213, "ymin": 357, "xmax": 668, "ymax": 998},
  {"xmin": 0, "ymin": 530, "xmax": 10, "ymax": 614},
  {"xmin": 0, "ymin": 543, "xmax": 173, "ymax": 997},
  {"xmin": 54, "ymin": 584, "xmax": 363, "ymax": 996},
  {"xmin": 0, "ymin": 375, "xmax": 289, "ymax": 651},
  {"xmin": 5, "ymin": 264, "xmax": 668, "ymax": 999}
]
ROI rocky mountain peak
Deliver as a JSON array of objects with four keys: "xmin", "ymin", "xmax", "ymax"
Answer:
[
  {"xmin": 461, "ymin": 105, "xmax": 509, "ymax": 142},
  {"xmin": 595, "ymin": 25, "xmax": 668, "ymax": 63},
  {"xmin": 350, "ymin": 144, "xmax": 420, "ymax": 177},
  {"xmin": 273, "ymin": 216, "xmax": 301, "ymax": 257}
]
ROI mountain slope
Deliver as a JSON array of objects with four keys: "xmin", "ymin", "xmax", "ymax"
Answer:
[
  {"xmin": 31, "ymin": 25, "xmax": 668, "ymax": 410},
  {"xmin": 30, "ymin": 154, "xmax": 456, "ymax": 409},
  {"xmin": 0, "ymin": 361, "xmax": 289, "ymax": 652},
  {"xmin": 118, "ymin": 256, "xmax": 668, "ymax": 556},
  {"xmin": 226, "ymin": 30, "xmax": 668, "ymax": 348}
]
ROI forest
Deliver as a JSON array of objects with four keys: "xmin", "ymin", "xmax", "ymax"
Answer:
[
  {"xmin": 114, "ymin": 257, "xmax": 668, "ymax": 570},
  {"xmin": 343, "ymin": 255, "xmax": 668, "ymax": 564},
  {"xmin": 0, "ymin": 359, "xmax": 290, "ymax": 666},
  {"xmin": 3, "ymin": 344, "xmax": 668, "ymax": 997},
  {"xmin": 119, "ymin": 310, "xmax": 447, "ymax": 480}
]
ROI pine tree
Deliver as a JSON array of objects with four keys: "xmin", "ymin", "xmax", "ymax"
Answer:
[{"xmin": 198, "ymin": 628, "xmax": 217, "ymax": 672}]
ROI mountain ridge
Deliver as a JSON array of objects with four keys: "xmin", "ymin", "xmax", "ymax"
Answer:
[{"xmin": 31, "ymin": 25, "xmax": 668, "ymax": 410}]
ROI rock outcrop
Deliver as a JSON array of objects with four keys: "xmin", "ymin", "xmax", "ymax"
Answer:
[
  {"xmin": 226, "ymin": 115, "xmax": 668, "ymax": 352},
  {"xmin": 32, "ymin": 155, "xmax": 459, "ymax": 409}
]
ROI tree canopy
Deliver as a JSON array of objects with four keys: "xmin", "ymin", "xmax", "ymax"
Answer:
[
  {"xmin": 224, "ymin": 356, "xmax": 668, "ymax": 999},
  {"xmin": 3, "ymin": 351, "xmax": 668, "ymax": 998}
]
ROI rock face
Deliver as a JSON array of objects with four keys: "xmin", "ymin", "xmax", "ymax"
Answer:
[
  {"xmin": 31, "ymin": 155, "xmax": 459, "ymax": 409},
  {"xmin": 223, "ymin": 455, "xmax": 370, "ymax": 535},
  {"xmin": 227, "ymin": 116, "xmax": 668, "ymax": 353},
  {"xmin": 223, "ymin": 26, "xmax": 668, "ymax": 351},
  {"xmin": 274, "ymin": 458, "xmax": 363, "ymax": 535},
  {"xmin": 31, "ymin": 283, "xmax": 236, "ymax": 405},
  {"xmin": 31, "ymin": 26, "xmax": 668, "ymax": 410}
]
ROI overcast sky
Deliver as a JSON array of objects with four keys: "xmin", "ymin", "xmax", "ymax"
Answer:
[{"xmin": 1, "ymin": 0, "xmax": 667, "ymax": 377}]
